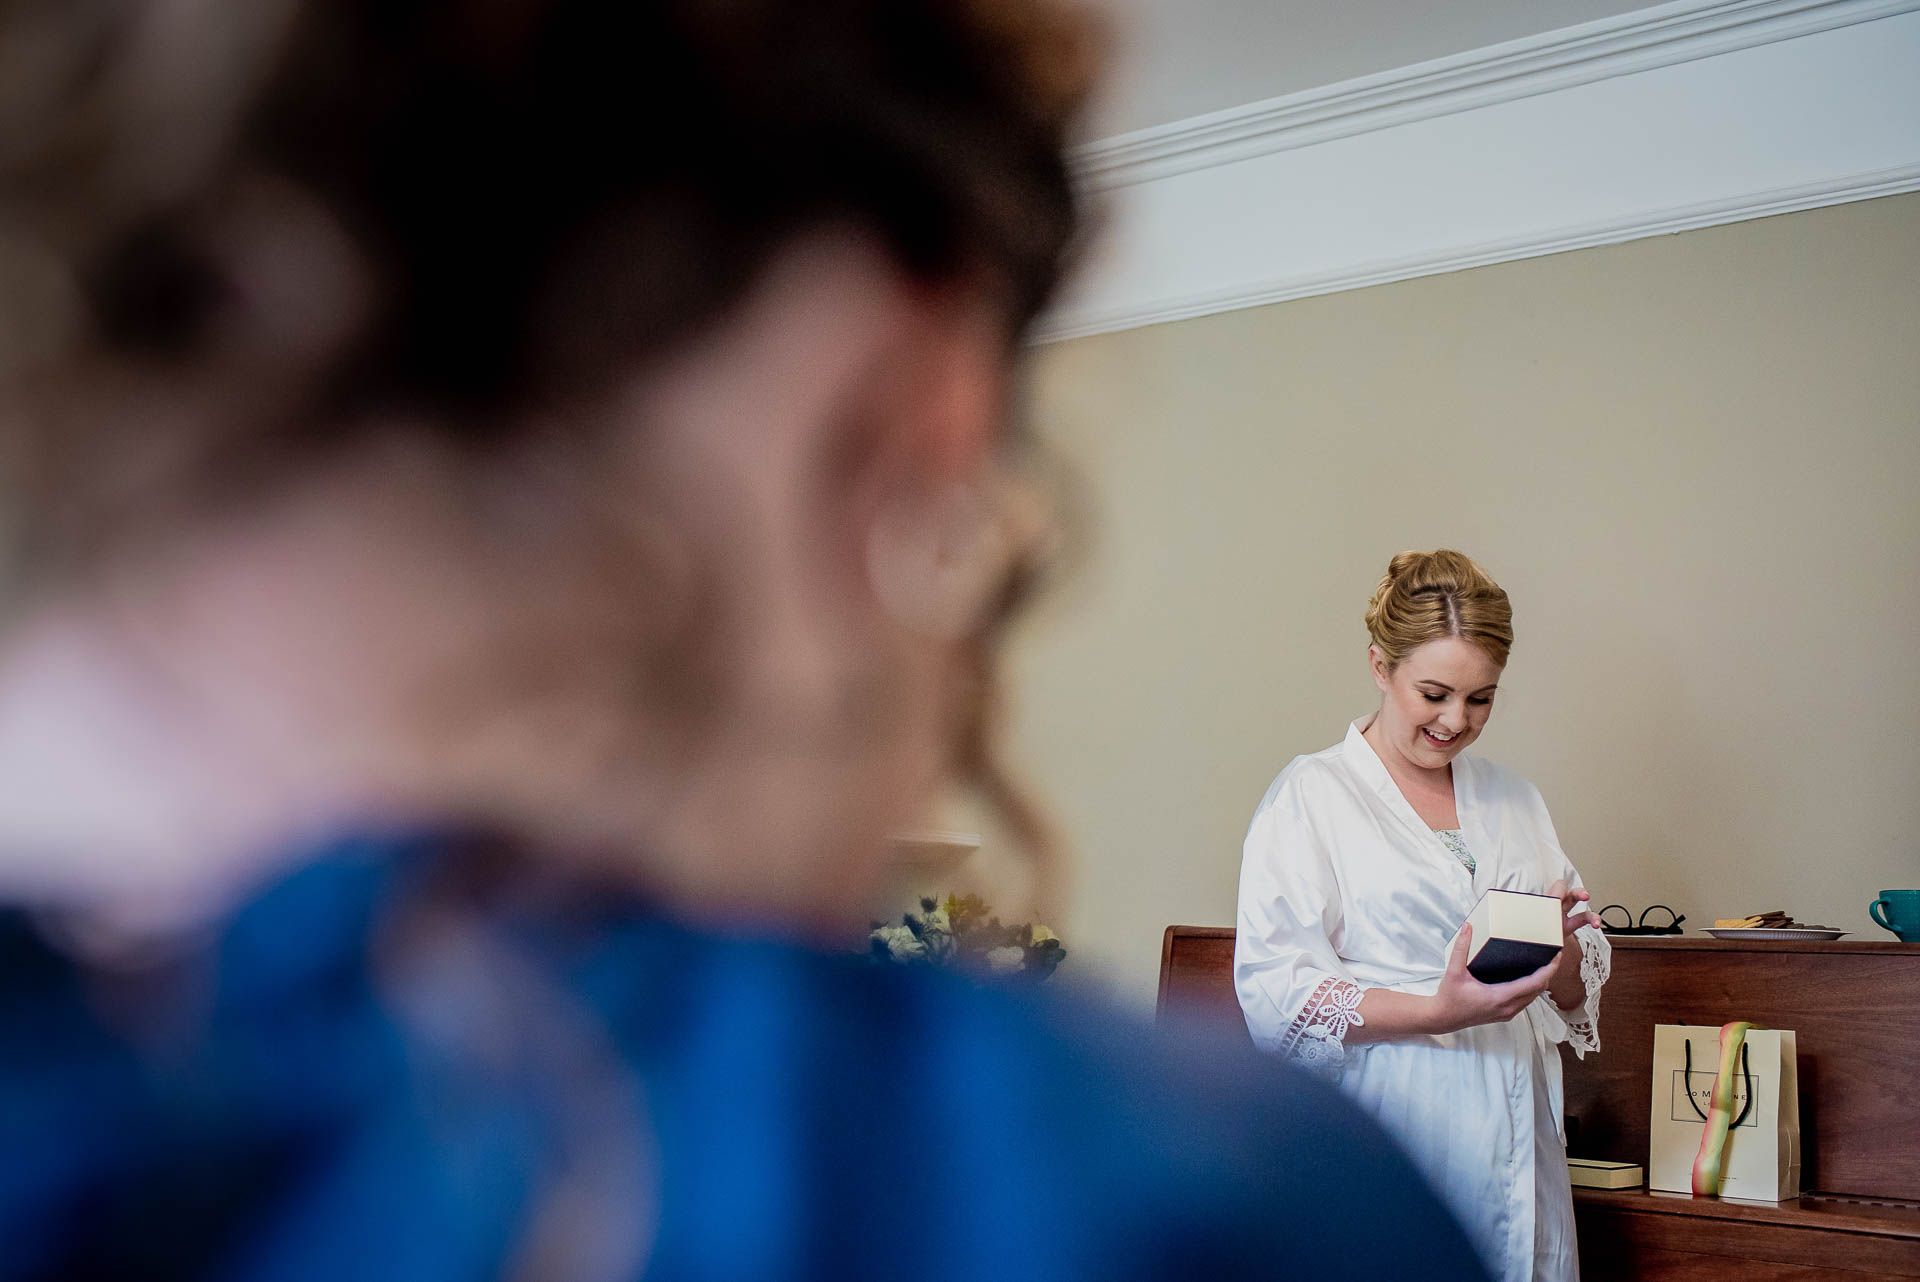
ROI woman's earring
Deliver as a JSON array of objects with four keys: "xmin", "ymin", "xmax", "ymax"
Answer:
[{"xmin": 865, "ymin": 482, "xmax": 1016, "ymax": 640}]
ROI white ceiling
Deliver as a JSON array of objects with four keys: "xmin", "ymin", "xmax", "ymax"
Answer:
[
  {"xmin": 1050, "ymin": 0, "xmax": 1920, "ymax": 340},
  {"xmin": 1086, "ymin": 0, "xmax": 1670, "ymax": 137}
]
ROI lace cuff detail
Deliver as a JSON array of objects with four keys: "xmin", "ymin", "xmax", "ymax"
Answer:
[
  {"xmin": 1278, "ymin": 975, "xmax": 1366, "ymax": 1070},
  {"xmin": 1541, "ymin": 927, "xmax": 1609, "ymax": 1058}
]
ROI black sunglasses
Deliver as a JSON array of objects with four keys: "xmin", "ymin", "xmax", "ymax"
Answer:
[{"xmin": 1597, "ymin": 903, "xmax": 1686, "ymax": 936}]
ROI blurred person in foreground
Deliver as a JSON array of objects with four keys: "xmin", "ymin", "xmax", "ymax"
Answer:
[{"xmin": 0, "ymin": 3, "xmax": 1488, "ymax": 1279}]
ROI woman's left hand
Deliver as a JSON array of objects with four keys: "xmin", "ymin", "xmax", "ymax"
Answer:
[{"xmin": 1545, "ymin": 879, "xmax": 1602, "ymax": 1011}]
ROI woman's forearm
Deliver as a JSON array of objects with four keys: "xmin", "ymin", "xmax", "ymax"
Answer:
[{"xmin": 1346, "ymin": 987, "xmax": 1445, "ymax": 1044}]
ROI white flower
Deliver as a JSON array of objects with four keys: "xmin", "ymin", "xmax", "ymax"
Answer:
[
  {"xmin": 873, "ymin": 924, "xmax": 928, "ymax": 962},
  {"xmin": 986, "ymin": 945, "xmax": 1026, "ymax": 975}
]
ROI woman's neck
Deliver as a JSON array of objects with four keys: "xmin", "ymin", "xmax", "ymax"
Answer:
[
  {"xmin": 0, "ymin": 463, "xmax": 506, "ymax": 923},
  {"xmin": 1361, "ymin": 711, "xmax": 1454, "ymax": 802}
]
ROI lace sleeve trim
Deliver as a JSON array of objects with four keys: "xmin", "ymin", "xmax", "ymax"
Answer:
[
  {"xmin": 1278, "ymin": 975, "xmax": 1366, "ymax": 1069},
  {"xmin": 1560, "ymin": 928, "xmax": 1609, "ymax": 1057}
]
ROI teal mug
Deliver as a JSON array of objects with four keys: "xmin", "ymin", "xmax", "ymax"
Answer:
[{"xmin": 1869, "ymin": 889, "xmax": 1920, "ymax": 942}]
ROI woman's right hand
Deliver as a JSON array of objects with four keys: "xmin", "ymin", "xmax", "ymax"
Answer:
[{"xmin": 1428, "ymin": 925, "xmax": 1557, "ymax": 1033}]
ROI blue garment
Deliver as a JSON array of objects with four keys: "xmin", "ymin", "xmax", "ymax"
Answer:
[{"xmin": 1, "ymin": 831, "xmax": 1488, "ymax": 1281}]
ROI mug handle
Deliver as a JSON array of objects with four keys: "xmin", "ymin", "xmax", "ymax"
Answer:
[{"xmin": 1871, "ymin": 898, "xmax": 1894, "ymax": 932}]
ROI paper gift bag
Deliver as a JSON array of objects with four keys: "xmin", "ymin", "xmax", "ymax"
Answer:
[{"xmin": 1648, "ymin": 1024, "xmax": 1800, "ymax": 1201}]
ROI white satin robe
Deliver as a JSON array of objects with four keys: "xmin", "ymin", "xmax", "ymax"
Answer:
[{"xmin": 1234, "ymin": 720, "xmax": 1609, "ymax": 1282}]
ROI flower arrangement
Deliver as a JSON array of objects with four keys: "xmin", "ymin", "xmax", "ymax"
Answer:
[{"xmin": 867, "ymin": 893, "xmax": 1065, "ymax": 982}]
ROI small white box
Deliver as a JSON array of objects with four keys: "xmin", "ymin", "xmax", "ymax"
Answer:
[
  {"xmin": 1455, "ymin": 889, "xmax": 1562, "ymax": 983},
  {"xmin": 1567, "ymin": 1158, "xmax": 1644, "ymax": 1190}
]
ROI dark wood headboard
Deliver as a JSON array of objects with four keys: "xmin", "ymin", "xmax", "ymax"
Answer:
[
  {"xmin": 1157, "ymin": 926, "xmax": 1249, "ymax": 1043},
  {"xmin": 1156, "ymin": 927, "xmax": 1920, "ymax": 1201}
]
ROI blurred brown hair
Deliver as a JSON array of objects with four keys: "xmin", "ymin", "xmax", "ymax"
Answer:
[
  {"xmin": 0, "ymin": 0, "xmax": 1096, "ymax": 560},
  {"xmin": 0, "ymin": 0, "xmax": 1099, "ymax": 865}
]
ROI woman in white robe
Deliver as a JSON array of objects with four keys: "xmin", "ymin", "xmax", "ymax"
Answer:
[{"xmin": 1235, "ymin": 551, "xmax": 1609, "ymax": 1282}]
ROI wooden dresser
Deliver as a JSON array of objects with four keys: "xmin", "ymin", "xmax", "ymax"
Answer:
[{"xmin": 1157, "ymin": 927, "xmax": 1920, "ymax": 1279}]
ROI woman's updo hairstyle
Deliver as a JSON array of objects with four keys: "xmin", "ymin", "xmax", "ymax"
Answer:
[{"xmin": 1364, "ymin": 549, "xmax": 1513, "ymax": 671}]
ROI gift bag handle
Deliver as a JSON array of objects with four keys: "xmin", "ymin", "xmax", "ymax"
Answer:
[{"xmin": 1683, "ymin": 1039, "xmax": 1755, "ymax": 1127}]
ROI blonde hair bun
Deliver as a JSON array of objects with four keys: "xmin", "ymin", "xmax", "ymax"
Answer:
[{"xmin": 1364, "ymin": 549, "xmax": 1513, "ymax": 669}]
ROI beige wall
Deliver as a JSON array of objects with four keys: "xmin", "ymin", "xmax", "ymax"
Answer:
[{"xmin": 1013, "ymin": 193, "xmax": 1920, "ymax": 1008}]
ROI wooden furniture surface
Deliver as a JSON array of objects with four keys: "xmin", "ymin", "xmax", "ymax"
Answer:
[
  {"xmin": 1156, "ymin": 925, "xmax": 1246, "ymax": 1040},
  {"xmin": 1565, "ymin": 938, "xmax": 1920, "ymax": 1201},
  {"xmin": 1157, "ymin": 925, "xmax": 1920, "ymax": 1280},
  {"xmin": 1576, "ymin": 1189, "xmax": 1920, "ymax": 1279}
]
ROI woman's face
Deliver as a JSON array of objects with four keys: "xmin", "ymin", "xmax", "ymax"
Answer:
[{"xmin": 1370, "ymin": 636, "xmax": 1504, "ymax": 772}]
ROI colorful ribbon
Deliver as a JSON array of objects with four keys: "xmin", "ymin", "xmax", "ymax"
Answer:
[{"xmin": 1690, "ymin": 1021, "xmax": 1754, "ymax": 1197}]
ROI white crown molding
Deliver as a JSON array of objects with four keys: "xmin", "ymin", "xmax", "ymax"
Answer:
[
  {"xmin": 1044, "ymin": 162, "xmax": 1920, "ymax": 342},
  {"xmin": 1078, "ymin": 0, "xmax": 1920, "ymax": 189},
  {"xmin": 1039, "ymin": 3, "xmax": 1920, "ymax": 342}
]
